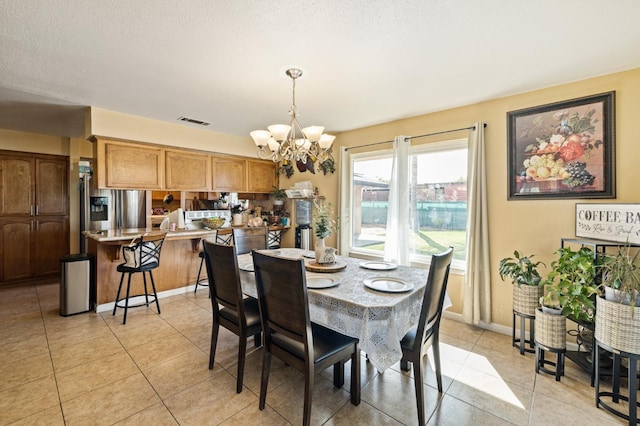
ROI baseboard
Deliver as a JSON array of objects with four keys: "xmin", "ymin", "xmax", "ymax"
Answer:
[{"xmin": 95, "ymin": 284, "xmax": 198, "ymax": 313}]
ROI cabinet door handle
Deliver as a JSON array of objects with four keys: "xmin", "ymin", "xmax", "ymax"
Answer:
[
  {"xmin": 31, "ymin": 205, "xmax": 34, "ymax": 216},
  {"xmin": 35, "ymin": 205, "xmax": 39, "ymax": 216}
]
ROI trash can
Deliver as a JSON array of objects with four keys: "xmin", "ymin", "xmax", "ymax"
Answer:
[{"xmin": 60, "ymin": 253, "xmax": 95, "ymax": 316}]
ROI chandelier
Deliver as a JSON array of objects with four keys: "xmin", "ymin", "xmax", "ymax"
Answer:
[{"xmin": 250, "ymin": 68, "xmax": 335, "ymax": 164}]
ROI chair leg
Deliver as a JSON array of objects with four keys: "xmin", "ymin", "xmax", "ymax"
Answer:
[
  {"xmin": 333, "ymin": 360, "xmax": 345, "ymax": 388},
  {"xmin": 123, "ymin": 273, "xmax": 132, "ymax": 325},
  {"xmin": 400, "ymin": 357, "xmax": 410, "ymax": 372},
  {"xmin": 194, "ymin": 256, "xmax": 204, "ymax": 293},
  {"xmin": 351, "ymin": 345, "xmax": 361, "ymax": 406},
  {"xmin": 433, "ymin": 334, "xmax": 443, "ymax": 393},
  {"xmin": 209, "ymin": 319, "xmax": 219, "ymax": 370},
  {"xmin": 413, "ymin": 353, "xmax": 425, "ymax": 426},
  {"xmin": 142, "ymin": 271, "xmax": 150, "ymax": 306},
  {"xmin": 303, "ymin": 365, "xmax": 314, "ymax": 426},
  {"xmin": 148, "ymin": 271, "xmax": 161, "ymax": 314},
  {"xmin": 259, "ymin": 349, "xmax": 272, "ymax": 410},
  {"xmin": 113, "ymin": 272, "xmax": 125, "ymax": 316},
  {"xmin": 236, "ymin": 333, "xmax": 247, "ymax": 393}
]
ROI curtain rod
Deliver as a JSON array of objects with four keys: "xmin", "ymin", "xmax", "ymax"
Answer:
[{"xmin": 344, "ymin": 123, "xmax": 487, "ymax": 151}]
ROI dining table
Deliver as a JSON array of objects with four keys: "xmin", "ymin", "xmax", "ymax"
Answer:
[{"xmin": 237, "ymin": 248, "xmax": 450, "ymax": 372}]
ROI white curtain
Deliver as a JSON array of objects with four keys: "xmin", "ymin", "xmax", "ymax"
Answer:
[
  {"xmin": 463, "ymin": 122, "xmax": 491, "ymax": 325},
  {"xmin": 384, "ymin": 136, "xmax": 410, "ymax": 266}
]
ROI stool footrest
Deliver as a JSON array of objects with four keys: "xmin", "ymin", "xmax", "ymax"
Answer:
[{"xmin": 115, "ymin": 294, "xmax": 158, "ymax": 309}]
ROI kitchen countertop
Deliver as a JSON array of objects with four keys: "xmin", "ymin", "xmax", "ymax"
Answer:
[
  {"xmin": 84, "ymin": 225, "xmax": 290, "ymax": 243},
  {"xmin": 83, "ymin": 228, "xmax": 219, "ymax": 243}
]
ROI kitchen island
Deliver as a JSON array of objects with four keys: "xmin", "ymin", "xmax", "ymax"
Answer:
[
  {"xmin": 84, "ymin": 225, "xmax": 290, "ymax": 311},
  {"xmin": 85, "ymin": 228, "xmax": 218, "ymax": 310}
]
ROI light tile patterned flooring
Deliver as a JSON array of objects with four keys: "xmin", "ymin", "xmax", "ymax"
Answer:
[{"xmin": 0, "ymin": 279, "xmax": 627, "ymax": 425}]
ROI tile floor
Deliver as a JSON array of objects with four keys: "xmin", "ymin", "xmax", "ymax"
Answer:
[{"xmin": 0, "ymin": 279, "xmax": 628, "ymax": 425}]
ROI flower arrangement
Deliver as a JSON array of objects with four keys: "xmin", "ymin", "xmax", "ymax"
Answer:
[
  {"xmin": 313, "ymin": 199, "xmax": 337, "ymax": 240},
  {"xmin": 518, "ymin": 108, "xmax": 603, "ymax": 188}
]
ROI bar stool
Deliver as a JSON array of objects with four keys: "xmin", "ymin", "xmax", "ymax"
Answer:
[
  {"xmin": 194, "ymin": 230, "xmax": 234, "ymax": 294},
  {"xmin": 113, "ymin": 233, "xmax": 166, "ymax": 324}
]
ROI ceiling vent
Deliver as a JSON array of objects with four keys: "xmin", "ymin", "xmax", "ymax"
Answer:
[{"xmin": 178, "ymin": 116, "xmax": 210, "ymax": 126}]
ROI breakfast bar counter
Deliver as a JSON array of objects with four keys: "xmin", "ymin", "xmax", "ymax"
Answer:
[{"xmin": 84, "ymin": 228, "xmax": 219, "ymax": 309}]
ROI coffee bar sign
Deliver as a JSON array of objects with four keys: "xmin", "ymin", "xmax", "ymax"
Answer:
[{"xmin": 576, "ymin": 203, "xmax": 640, "ymax": 243}]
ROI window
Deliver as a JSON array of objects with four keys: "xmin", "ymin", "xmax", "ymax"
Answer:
[{"xmin": 343, "ymin": 139, "xmax": 467, "ymax": 268}]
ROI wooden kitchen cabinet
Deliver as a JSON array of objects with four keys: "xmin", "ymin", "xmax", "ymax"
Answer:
[
  {"xmin": 0, "ymin": 217, "xmax": 69, "ymax": 281},
  {"xmin": 212, "ymin": 156, "xmax": 247, "ymax": 192},
  {"xmin": 95, "ymin": 138, "xmax": 164, "ymax": 189},
  {"xmin": 247, "ymin": 160, "xmax": 277, "ymax": 193},
  {"xmin": 0, "ymin": 151, "xmax": 69, "ymax": 284},
  {"xmin": 165, "ymin": 149, "xmax": 212, "ymax": 190},
  {"xmin": 0, "ymin": 155, "xmax": 34, "ymax": 216}
]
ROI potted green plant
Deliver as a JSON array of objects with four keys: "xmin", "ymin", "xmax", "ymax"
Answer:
[
  {"xmin": 312, "ymin": 199, "xmax": 338, "ymax": 264},
  {"xmin": 498, "ymin": 250, "xmax": 545, "ymax": 316},
  {"xmin": 599, "ymin": 242, "xmax": 640, "ymax": 309},
  {"xmin": 272, "ymin": 186, "xmax": 286, "ymax": 206},
  {"xmin": 541, "ymin": 246, "xmax": 600, "ymax": 322},
  {"xmin": 595, "ymin": 241, "xmax": 640, "ymax": 355}
]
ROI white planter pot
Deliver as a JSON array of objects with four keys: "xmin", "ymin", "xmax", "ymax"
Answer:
[{"xmin": 604, "ymin": 286, "xmax": 640, "ymax": 306}]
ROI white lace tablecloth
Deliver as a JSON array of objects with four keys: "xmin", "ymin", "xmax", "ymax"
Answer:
[{"xmin": 238, "ymin": 248, "xmax": 448, "ymax": 372}]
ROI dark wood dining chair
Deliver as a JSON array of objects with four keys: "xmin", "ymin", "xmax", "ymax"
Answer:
[
  {"xmin": 233, "ymin": 226, "xmax": 268, "ymax": 255},
  {"xmin": 195, "ymin": 229, "xmax": 234, "ymax": 295},
  {"xmin": 203, "ymin": 240, "xmax": 262, "ymax": 393},
  {"xmin": 400, "ymin": 246, "xmax": 454, "ymax": 426},
  {"xmin": 252, "ymin": 251, "xmax": 361, "ymax": 426}
]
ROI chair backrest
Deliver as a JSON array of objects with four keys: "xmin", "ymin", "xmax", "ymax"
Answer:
[
  {"xmin": 233, "ymin": 226, "xmax": 268, "ymax": 255},
  {"xmin": 415, "ymin": 247, "xmax": 454, "ymax": 341},
  {"xmin": 202, "ymin": 240, "xmax": 244, "ymax": 313},
  {"xmin": 252, "ymin": 251, "xmax": 312, "ymax": 353},
  {"xmin": 121, "ymin": 232, "xmax": 166, "ymax": 270}
]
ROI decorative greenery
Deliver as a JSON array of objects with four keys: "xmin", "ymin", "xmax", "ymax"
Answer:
[
  {"xmin": 319, "ymin": 158, "xmax": 336, "ymax": 175},
  {"xmin": 313, "ymin": 199, "xmax": 337, "ymax": 240},
  {"xmin": 271, "ymin": 186, "xmax": 287, "ymax": 200},
  {"xmin": 599, "ymin": 241, "xmax": 640, "ymax": 315},
  {"xmin": 498, "ymin": 250, "xmax": 545, "ymax": 286},
  {"xmin": 279, "ymin": 160, "xmax": 294, "ymax": 178},
  {"xmin": 541, "ymin": 246, "xmax": 600, "ymax": 322}
]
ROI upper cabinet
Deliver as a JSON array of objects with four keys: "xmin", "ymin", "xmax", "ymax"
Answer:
[
  {"xmin": 212, "ymin": 156, "xmax": 247, "ymax": 193},
  {"xmin": 165, "ymin": 149, "xmax": 212, "ymax": 191},
  {"xmin": 0, "ymin": 152, "xmax": 68, "ymax": 217},
  {"xmin": 92, "ymin": 136, "xmax": 278, "ymax": 193},
  {"xmin": 247, "ymin": 160, "xmax": 277, "ymax": 193},
  {"xmin": 95, "ymin": 138, "xmax": 164, "ymax": 189}
]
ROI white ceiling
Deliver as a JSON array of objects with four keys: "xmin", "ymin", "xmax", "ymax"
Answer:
[{"xmin": 1, "ymin": 0, "xmax": 639, "ymax": 139}]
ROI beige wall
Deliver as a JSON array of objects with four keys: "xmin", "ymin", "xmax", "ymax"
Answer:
[
  {"xmin": 333, "ymin": 67, "xmax": 640, "ymax": 328},
  {"xmin": 88, "ymin": 107, "xmax": 258, "ymax": 157}
]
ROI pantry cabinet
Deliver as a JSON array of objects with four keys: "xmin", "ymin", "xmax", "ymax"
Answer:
[{"xmin": 0, "ymin": 151, "xmax": 69, "ymax": 284}]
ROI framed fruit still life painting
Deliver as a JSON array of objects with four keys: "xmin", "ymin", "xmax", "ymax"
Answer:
[{"xmin": 508, "ymin": 91, "xmax": 615, "ymax": 199}]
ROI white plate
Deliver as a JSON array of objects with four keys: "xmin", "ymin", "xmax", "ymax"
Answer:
[
  {"xmin": 364, "ymin": 277, "xmax": 413, "ymax": 293},
  {"xmin": 359, "ymin": 261, "xmax": 397, "ymax": 271},
  {"xmin": 307, "ymin": 276, "xmax": 340, "ymax": 289},
  {"xmin": 239, "ymin": 263, "xmax": 254, "ymax": 272}
]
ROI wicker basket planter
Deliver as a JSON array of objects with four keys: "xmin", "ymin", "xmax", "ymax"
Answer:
[
  {"xmin": 595, "ymin": 295, "xmax": 640, "ymax": 355},
  {"xmin": 513, "ymin": 285, "xmax": 544, "ymax": 316},
  {"xmin": 535, "ymin": 308, "xmax": 566, "ymax": 350}
]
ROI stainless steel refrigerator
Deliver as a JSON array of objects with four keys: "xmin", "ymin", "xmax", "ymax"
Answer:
[{"xmin": 79, "ymin": 174, "xmax": 147, "ymax": 252}]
